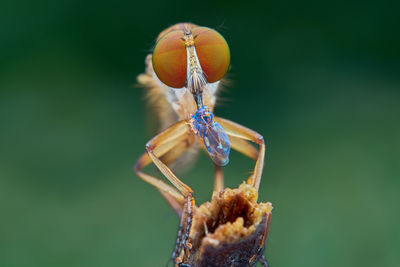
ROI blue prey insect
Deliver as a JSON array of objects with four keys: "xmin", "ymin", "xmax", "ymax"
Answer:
[{"xmin": 190, "ymin": 106, "xmax": 231, "ymax": 166}]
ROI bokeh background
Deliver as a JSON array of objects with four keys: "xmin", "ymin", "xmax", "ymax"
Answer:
[{"xmin": 1, "ymin": 0, "xmax": 399, "ymax": 266}]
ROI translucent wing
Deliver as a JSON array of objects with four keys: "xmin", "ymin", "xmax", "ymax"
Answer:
[{"xmin": 202, "ymin": 121, "xmax": 231, "ymax": 166}]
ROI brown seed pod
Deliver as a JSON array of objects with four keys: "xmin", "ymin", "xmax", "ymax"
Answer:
[{"xmin": 172, "ymin": 183, "xmax": 273, "ymax": 267}]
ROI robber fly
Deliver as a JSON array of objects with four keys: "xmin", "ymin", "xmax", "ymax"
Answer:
[{"xmin": 134, "ymin": 23, "xmax": 266, "ymax": 266}]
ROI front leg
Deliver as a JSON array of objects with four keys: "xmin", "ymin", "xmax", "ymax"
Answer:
[
  {"xmin": 134, "ymin": 120, "xmax": 193, "ymax": 213},
  {"xmin": 133, "ymin": 120, "xmax": 196, "ymax": 264},
  {"xmin": 215, "ymin": 117, "xmax": 265, "ymax": 192}
]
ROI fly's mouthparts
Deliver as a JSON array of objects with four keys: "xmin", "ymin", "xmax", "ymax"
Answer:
[
  {"xmin": 187, "ymin": 69, "xmax": 207, "ymax": 109},
  {"xmin": 187, "ymin": 71, "xmax": 206, "ymax": 93},
  {"xmin": 193, "ymin": 93, "xmax": 203, "ymax": 109}
]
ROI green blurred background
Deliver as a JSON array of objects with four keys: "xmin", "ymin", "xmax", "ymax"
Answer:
[{"xmin": 1, "ymin": 0, "xmax": 399, "ymax": 266}]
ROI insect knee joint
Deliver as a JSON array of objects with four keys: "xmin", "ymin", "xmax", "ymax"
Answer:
[
  {"xmin": 145, "ymin": 143, "xmax": 154, "ymax": 152},
  {"xmin": 257, "ymin": 135, "xmax": 265, "ymax": 145}
]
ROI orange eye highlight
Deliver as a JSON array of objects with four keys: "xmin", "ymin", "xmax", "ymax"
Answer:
[
  {"xmin": 152, "ymin": 30, "xmax": 187, "ymax": 88},
  {"xmin": 192, "ymin": 27, "xmax": 230, "ymax": 83}
]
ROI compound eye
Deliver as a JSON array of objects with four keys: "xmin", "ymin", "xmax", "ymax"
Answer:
[
  {"xmin": 152, "ymin": 30, "xmax": 187, "ymax": 88},
  {"xmin": 192, "ymin": 27, "xmax": 230, "ymax": 83}
]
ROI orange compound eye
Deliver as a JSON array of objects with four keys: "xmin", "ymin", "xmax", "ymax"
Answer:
[
  {"xmin": 192, "ymin": 27, "xmax": 230, "ymax": 83},
  {"xmin": 152, "ymin": 30, "xmax": 187, "ymax": 88}
]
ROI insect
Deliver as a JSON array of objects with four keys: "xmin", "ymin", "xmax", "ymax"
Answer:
[
  {"xmin": 134, "ymin": 23, "xmax": 268, "ymax": 266},
  {"xmin": 190, "ymin": 106, "xmax": 230, "ymax": 166}
]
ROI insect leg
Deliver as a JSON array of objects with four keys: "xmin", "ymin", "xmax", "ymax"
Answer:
[
  {"xmin": 167, "ymin": 192, "xmax": 194, "ymax": 266},
  {"xmin": 134, "ymin": 120, "xmax": 196, "ymax": 213},
  {"xmin": 260, "ymin": 255, "xmax": 269, "ymax": 267},
  {"xmin": 258, "ymin": 213, "xmax": 272, "ymax": 267},
  {"xmin": 146, "ymin": 146, "xmax": 196, "ymax": 260},
  {"xmin": 229, "ymin": 135, "xmax": 258, "ymax": 160},
  {"xmin": 134, "ymin": 120, "xmax": 195, "ymax": 263},
  {"xmin": 215, "ymin": 117, "xmax": 265, "ymax": 192},
  {"xmin": 213, "ymin": 164, "xmax": 224, "ymax": 194},
  {"xmin": 135, "ymin": 150, "xmax": 185, "ymax": 215},
  {"xmin": 167, "ymin": 200, "xmax": 187, "ymax": 267}
]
